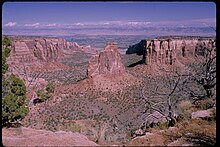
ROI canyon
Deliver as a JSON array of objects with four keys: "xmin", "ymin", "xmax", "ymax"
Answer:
[
  {"xmin": 6, "ymin": 36, "xmax": 93, "ymax": 99},
  {"xmin": 3, "ymin": 35, "xmax": 216, "ymax": 146}
]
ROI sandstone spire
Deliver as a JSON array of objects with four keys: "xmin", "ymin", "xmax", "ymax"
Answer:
[{"xmin": 87, "ymin": 42, "xmax": 125, "ymax": 78}]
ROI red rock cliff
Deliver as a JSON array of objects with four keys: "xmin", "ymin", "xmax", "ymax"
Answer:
[{"xmin": 87, "ymin": 42, "xmax": 125, "ymax": 78}]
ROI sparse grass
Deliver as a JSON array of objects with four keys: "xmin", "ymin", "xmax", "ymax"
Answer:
[
  {"xmin": 58, "ymin": 122, "xmax": 83, "ymax": 132},
  {"xmin": 194, "ymin": 98, "xmax": 215, "ymax": 110},
  {"xmin": 177, "ymin": 119, "xmax": 216, "ymax": 145},
  {"xmin": 157, "ymin": 121, "xmax": 169, "ymax": 130},
  {"xmin": 177, "ymin": 100, "xmax": 193, "ymax": 121},
  {"xmin": 210, "ymin": 107, "xmax": 216, "ymax": 121}
]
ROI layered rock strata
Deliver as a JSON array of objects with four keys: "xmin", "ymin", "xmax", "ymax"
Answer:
[
  {"xmin": 6, "ymin": 36, "xmax": 90, "ymax": 98},
  {"xmin": 8, "ymin": 36, "xmax": 85, "ymax": 64},
  {"xmin": 87, "ymin": 42, "xmax": 125, "ymax": 78},
  {"xmin": 126, "ymin": 37, "xmax": 216, "ymax": 65},
  {"xmin": 6, "ymin": 36, "xmax": 89, "ymax": 78}
]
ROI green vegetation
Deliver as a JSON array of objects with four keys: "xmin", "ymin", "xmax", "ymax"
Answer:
[
  {"xmin": 2, "ymin": 74, "xmax": 29, "ymax": 127},
  {"xmin": 2, "ymin": 36, "xmax": 11, "ymax": 75},
  {"xmin": 45, "ymin": 82, "xmax": 55, "ymax": 93},
  {"xmin": 3, "ymin": 36, "xmax": 12, "ymax": 47},
  {"xmin": 211, "ymin": 108, "xmax": 216, "ymax": 121},
  {"xmin": 58, "ymin": 122, "xmax": 83, "ymax": 132},
  {"xmin": 157, "ymin": 121, "xmax": 169, "ymax": 130},
  {"xmin": 2, "ymin": 54, "xmax": 8, "ymax": 75},
  {"xmin": 2, "ymin": 36, "xmax": 29, "ymax": 127},
  {"xmin": 37, "ymin": 82, "xmax": 55, "ymax": 100}
]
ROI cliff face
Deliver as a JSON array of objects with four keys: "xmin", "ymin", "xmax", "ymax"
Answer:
[
  {"xmin": 126, "ymin": 37, "xmax": 216, "ymax": 65},
  {"xmin": 6, "ymin": 36, "xmax": 89, "ymax": 75},
  {"xmin": 87, "ymin": 42, "xmax": 125, "ymax": 78},
  {"xmin": 8, "ymin": 36, "xmax": 85, "ymax": 64},
  {"xmin": 5, "ymin": 36, "xmax": 90, "ymax": 98}
]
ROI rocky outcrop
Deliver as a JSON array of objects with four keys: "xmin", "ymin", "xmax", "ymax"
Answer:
[
  {"xmin": 5, "ymin": 36, "xmax": 91, "ymax": 99},
  {"xmin": 87, "ymin": 42, "xmax": 125, "ymax": 78},
  {"xmin": 126, "ymin": 36, "xmax": 216, "ymax": 65},
  {"xmin": 7, "ymin": 36, "xmax": 89, "ymax": 75},
  {"xmin": 8, "ymin": 36, "xmax": 86, "ymax": 64},
  {"xmin": 86, "ymin": 42, "xmax": 140, "ymax": 93},
  {"xmin": 146, "ymin": 111, "xmax": 167, "ymax": 126},
  {"xmin": 2, "ymin": 127, "xmax": 98, "ymax": 146}
]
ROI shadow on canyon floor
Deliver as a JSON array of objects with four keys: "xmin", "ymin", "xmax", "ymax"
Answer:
[{"xmin": 127, "ymin": 59, "xmax": 144, "ymax": 67}]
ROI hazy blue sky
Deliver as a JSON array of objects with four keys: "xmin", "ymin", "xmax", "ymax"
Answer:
[
  {"xmin": 3, "ymin": 2, "xmax": 216, "ymax": 24},
  {"xmin": 2, "ymin": 2, "xmax": 216, "ymax": 36}
]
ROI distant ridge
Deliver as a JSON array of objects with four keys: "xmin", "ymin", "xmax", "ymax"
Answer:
[{"xmin": 155, "ymin": 36, "xmax": 216, "ymax": 40}]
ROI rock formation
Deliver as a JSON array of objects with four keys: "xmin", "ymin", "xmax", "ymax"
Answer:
[
  {"xmin": 6, "ymin": 36, "xmax": 91, "ymax": 99},
  {"xmin": 126, "ymin": 36, "xmax": 216, "ymax": 65},
  {"xmin": 191, "ymin": 108, "xmax": 214, "ymax": 119},
  {"xmin": 6, "ymin": 36, "xmax": 90, "ymax": 76},
  {"xmin": 2, "ymin": 127, "xmax": 98, "ymax": 146},
  {"xmin": 8, "ymin": 36, "xmax": 86, "ymax": 64},
  {"xmin": 87, "ymin": 42, "xmax": 125, "ymax": 78}
]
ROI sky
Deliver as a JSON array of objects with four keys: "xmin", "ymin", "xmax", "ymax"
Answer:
[{"xmin": 2, "ymin": 2, "xmax": 216, "ymax": 36}]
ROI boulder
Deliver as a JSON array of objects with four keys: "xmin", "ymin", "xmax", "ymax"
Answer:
[
  {"xmin": 146, "ymin": 111, "xmax": 166, "ymax": 126},
  {"xmin": 134, "ymin": 129, "xmax": 145, "ymax": 136},
  {"xmin": 191, "ymin": 109, "xmax": 212, "ymax": 119}
]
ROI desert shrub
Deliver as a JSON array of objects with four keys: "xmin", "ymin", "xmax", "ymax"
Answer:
[
  {"xmin": 4, "ymin": 47, "xmax": 11, "ymax": 58},
  {"xmin": 2, "ymin": 36, "xmax": 11, "ymax": 75},
  {"xmin": 2, "ymin": 54, "xmax": 8, "ymax": 75},
  {"xmin": 177, "ymin": 100, "xmax": 193, "ymax": 121},
  {"xmin": 194, "ymin": 98, "xmax": 215, "ymax": 110},
  {"xmin": 2, "ymin": 74, "xmax": 29, "ymax": 127},
  {"xmin": 36, "ymin": 82, "xmax": 54, "ymax": 100},
  {"xmin": 210, "ymin": 107, "xmax": 216, "ymax": 121},
  {"xmin": 157, "ymin": 121, "xmax": 169, "ymax": 130},
  {"xmin": 3, "ymin": 36, "xmax": 12, "ymax": 47},
  {"xmin": 36, "ymin": 89, "xmax": 52, "ymax": 100},
  {"xmin": 45, "ymin": 82, "xmax": 55, "ymax": 93},
  {"xmin": 58, "ymin": 122, "xmax": 83, "ymax": 132}
]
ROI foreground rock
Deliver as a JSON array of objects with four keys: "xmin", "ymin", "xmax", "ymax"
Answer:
[
  {"xmin": 87, "ymin": 42, "xmax": 125, "ymax": 78},
  {"xmin": 2, "ymin": 127, "xmax": 98, "ymax": 146},
  {"xmin": 191, "ymin": 108, "xmax": 214, "ymax": 119}
]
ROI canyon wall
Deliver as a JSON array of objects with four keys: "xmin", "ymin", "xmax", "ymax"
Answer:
[
  {"xmin": 126, "ymin": 37, "xmax": 216, "ymax": 65},
  {"xmin": 6, "ymin": 36, "xmax": 90, "ymax": 75},
  {"xmin": 8, "ymin": 36, "xmax": 85, "ymax": 65},
  {"xmin": 6, "ymin": 36, "xmax": 90, "ymax": 98}
]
